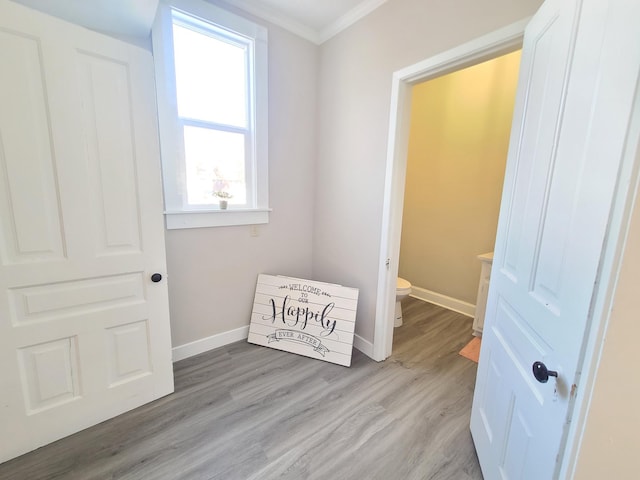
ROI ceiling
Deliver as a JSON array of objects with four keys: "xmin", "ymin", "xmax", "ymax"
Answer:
[
  {"xmin": 10, "ymin": 0, "xmax": 390, "ymax": 44},
  {"xmin": 12, "ymin": 0, "xmax": 160, "ymax": 39}
]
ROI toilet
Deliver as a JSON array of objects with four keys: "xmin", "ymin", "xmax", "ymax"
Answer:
[{"xmin": 395, "ymin": 277, "xmax": 412, "ymax": 327}]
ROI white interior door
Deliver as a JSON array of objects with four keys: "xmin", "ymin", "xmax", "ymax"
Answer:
[
  {"xmin": 0, "ymin": 0, "xmax": 174, "ymax": 463},
  {"xmin": 470, "ymin": 0, "xmax": 640, "ymax": 478}
]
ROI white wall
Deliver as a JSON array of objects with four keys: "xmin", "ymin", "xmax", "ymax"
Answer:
[
  {"xmin": 313, "ymin": 0, "xmax": 544, "ymax": 342},
  {"xmin": 166, "ymin": 1, "xmax": 318, "ymax": 348}
]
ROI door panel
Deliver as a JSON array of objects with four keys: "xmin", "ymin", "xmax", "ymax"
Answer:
[
  {"xmin": 0, "ymin": 29, "xmax": 66, "ymax": 264},
  {"xmin": 18, "ymin": 337, "xmax": 81, "ymax": 414},
  {"xmin": 105, "ymin": 320, "xmax": 153, "ymax": 386},
  {"xmin": 8, "ymin": 273, "xmax": 145, "ymax": 325},
  {"xmin": 0, "ymin": 0, "xmax": 173, "ymax": 463},
  {"xmin": 471, "ymin": 0, "xmax": 640, "ymax": 478},
  {"xmin": 77, "ymin": 51, "xmax": 144, "ymax": 255}
]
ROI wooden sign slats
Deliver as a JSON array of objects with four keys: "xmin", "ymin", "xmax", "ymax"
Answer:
[
  {"xmin": 248, "ymin": 274, "xmax": 359, "ymax": 367},
  {"xmin": 251, "ymin": 295, "xmax": 358, "ymax": 323},
  {"xmin": 249, "ymin": 312, "xmax": 355, "ymax": 338}
]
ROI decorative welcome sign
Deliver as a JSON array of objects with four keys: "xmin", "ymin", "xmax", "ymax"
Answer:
[{"xmin": 248, "ymin": 274, "xmax": 359, "ymax": 367}]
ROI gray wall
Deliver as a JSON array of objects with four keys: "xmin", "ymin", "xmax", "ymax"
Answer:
[
  {"xmin": 313, "ymin": 0, "xmax": 544, "ymax": 342},
  {"xmin": 166, "ymin": 1, "xmax": 319, "ymax": 347}
]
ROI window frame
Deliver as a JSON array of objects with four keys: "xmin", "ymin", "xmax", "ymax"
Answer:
[{"xmin": 153, "ymin": 0, "xmax": 269, "ymax": 229}]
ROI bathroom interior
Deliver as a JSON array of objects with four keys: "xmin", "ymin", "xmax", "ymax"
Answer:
[{"xmin": 394, "ymin": 50, "xmax": 522, "ymax": 337}]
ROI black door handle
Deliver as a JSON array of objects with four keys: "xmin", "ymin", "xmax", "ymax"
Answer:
[
  {"xmin": 151, "ymin": 273, "xmax": 162, "ymax": 283},
  {"xmin": 532, "ymin": 361, "xmax": 558, "ymax": 383}
]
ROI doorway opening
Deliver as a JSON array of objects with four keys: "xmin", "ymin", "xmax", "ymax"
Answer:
[
  {"xmin": 398, "ymin": 50, "xmax": 521, "ymax": 331},
  {"xmin": 373, "ymin": 19, "xmax": 528, "ymax": 361}
]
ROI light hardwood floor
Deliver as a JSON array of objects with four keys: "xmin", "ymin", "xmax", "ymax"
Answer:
[{"xmin": 0, "ymin": 297, "xmax": 483, "ymax": 480}]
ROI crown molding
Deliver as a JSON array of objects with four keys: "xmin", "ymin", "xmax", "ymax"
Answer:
[
  {"xmin": 227, "ymin": 0, "xmax": 320, "ymax": 43},
  {"xmin": 319, "ymin": 0, "xmax": 389, "ymax": 44},
  {"xmin": 228, "ymin": 0, "xmax": 389, "ymax": 45}
]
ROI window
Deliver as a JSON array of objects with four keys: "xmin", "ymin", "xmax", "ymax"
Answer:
[{"xmin": 153, "ymin": 0, "xmax": 269, "ymax": 228}]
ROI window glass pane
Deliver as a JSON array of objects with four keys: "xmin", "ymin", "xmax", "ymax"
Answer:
[
  {"xmin": 183, "ymin": 126, "xmax": 247, "ymax": 206},
  {"xmin": 173, "ymin": 23, "xmax": 247, "ymax": 127}
]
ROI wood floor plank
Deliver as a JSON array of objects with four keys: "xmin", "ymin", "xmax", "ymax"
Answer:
[{"xmin": 0, "ymin": 297, "xmax": 483, "ymax": 480}]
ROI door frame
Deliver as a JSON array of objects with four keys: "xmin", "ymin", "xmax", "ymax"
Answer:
[
  {"xmin": 373, "ymin": 12, "xmax": 640, "ymax": 479},
  {"xmin": 372, "ymin": 18, "xmax": 529, "ymax": 362}
]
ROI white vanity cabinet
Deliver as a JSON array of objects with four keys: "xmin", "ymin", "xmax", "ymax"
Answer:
[{"xmin": 472, "ymin": 252, "xmax": 494, "ymax": 336}]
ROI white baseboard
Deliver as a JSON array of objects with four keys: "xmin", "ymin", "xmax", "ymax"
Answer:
[
  {"xmin": 172, "ymin": 326, "xmax": 376, "ymax": 364},
  {"xmin": 172, "ymin": 326, "xmax": 249, "ymax": 362},
  {"xmin": 353, "ymin": 334, "xmax": 374, "ymax": 359},
  {"xmin": 410, "ymin": 286, "xmax": 476, "ymax": 318}
]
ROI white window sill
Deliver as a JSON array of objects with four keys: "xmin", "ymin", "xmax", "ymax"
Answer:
[{"xmin": 165, "ymin": 208, "xmax": 270, "ymax": 229}]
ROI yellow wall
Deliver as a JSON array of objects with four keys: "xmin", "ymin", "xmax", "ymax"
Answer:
[{"xmin": 399, "ymin": 50, "xmax": 521, "ymax": 304}]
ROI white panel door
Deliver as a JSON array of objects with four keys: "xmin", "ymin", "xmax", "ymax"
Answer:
[
  {"xmin": 0, "ymin": 0, "xmax": 174, "ymax": 463},
  {"xmin": 470, "ymin": 0, "xmax": 640, "ymax": 478}
]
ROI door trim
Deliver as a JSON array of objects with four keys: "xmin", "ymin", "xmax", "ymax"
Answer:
[{"xmin": 373, "ymin": 18, "xmax": 529, "ymax": 362}]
